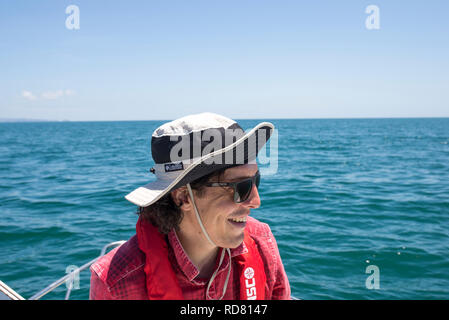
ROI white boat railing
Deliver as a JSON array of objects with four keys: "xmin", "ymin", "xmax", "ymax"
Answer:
[{"xmin": 28, "ymin": 240, "xmax": 126, "ymax": 300}]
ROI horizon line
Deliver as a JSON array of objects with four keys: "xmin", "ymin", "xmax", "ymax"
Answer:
[{"xmin": 1, "ymin": 116, "xmax": 449, "ymax": 123}]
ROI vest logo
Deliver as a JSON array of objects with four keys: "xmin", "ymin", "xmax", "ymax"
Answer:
[{"xmin": 244, "ymin": 267, "xmax": 257, "ymax": 300}]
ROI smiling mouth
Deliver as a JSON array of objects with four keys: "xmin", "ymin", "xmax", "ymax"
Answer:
[{"xmin": 228, "ymin": 217, "xmax": 247, "ymax": 223}]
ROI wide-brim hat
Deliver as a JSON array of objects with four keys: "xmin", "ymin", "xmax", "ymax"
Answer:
[{"xmin": 125, "ymin": 112, "xmax": 274, "ymax": 207}]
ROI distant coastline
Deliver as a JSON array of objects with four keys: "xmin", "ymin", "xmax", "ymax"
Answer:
[{"xmin": 0, "ymin": 118, "xmax": 69, "ymax": 123}]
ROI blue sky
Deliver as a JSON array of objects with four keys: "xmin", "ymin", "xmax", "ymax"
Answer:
[{"xmin": 0, "ymin": 0, "xmax": 448, "ymax": 121}]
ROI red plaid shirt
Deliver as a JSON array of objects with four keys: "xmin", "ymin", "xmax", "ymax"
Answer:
[{"xmin": 89, "ymin": 217, "xmax": 290, "ymax": 300}]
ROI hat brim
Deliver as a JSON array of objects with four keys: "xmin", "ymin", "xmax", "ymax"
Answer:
[{"xmin": 125, "ymin": 122, "xmax": 274, "ymax": 207}]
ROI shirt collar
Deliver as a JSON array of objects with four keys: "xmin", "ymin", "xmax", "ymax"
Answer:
[{"xmin": 167, "ymin": 229, "xmax": 248, "ymax": 282}]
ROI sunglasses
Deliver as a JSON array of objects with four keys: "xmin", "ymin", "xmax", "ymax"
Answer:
[{"xmin": 204, "ymin": 170, "xmax": 261, "ymax": 203}]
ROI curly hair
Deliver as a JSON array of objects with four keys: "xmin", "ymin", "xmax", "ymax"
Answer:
[{"xmin": 137, "ymin": 168, "xmax": 228, "ymax": 234}]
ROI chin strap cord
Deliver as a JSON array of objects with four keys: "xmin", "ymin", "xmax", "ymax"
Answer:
[
  {"xmin": 186, "ymin": 183, "xmax": 232, "ymax": 300},
  {"xmin": 206, "ymin": 247, "xmax": 232, "ymax": 300},
  {"xmin": 186, "ymin": 183, "xmax": 216, "ymax": 247}
]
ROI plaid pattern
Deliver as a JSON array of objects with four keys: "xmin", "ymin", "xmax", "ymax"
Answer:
[{"xmin": 90, "ymin": 217, "xmax": 290, "ymax": 300}]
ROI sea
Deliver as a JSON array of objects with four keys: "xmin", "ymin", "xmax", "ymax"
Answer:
[{"xmin": 1, "ymin": 118, "xmax": 448, "ymax": 300}]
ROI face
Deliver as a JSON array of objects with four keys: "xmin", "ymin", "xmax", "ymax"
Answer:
[{"xmin": 191, "ymin": 164, "xmax": 261, "ymax": 249}]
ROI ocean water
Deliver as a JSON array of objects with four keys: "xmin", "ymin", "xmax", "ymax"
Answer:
[{"xmin": 1, "ymin": 118, "xmax": 448, "ymax": 300}]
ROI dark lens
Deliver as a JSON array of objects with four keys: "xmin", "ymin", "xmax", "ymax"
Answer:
[
  {"xmin": 235, "ymin": 179, "xmax": 253, "ymax": 203},
  {"xmin": 255, "ymin": 172, "xmax": 260, "ymax": 188}
]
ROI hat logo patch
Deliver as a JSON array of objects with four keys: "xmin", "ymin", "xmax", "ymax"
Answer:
[{"xmin": 164, "ymin": 162, "xmax": 184, "ymax": 172}]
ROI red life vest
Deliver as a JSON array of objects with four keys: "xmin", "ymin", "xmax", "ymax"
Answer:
[{"xmin": 136, "ymin": 217, "xmax": 266, "ymax": 300}]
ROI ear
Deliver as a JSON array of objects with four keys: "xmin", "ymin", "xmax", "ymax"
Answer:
[{"xmin": 170, "ymin": 187, "xmax": 191, "ymax": 210}]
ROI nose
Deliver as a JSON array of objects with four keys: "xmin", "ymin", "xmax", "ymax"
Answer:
[{"xmin": 242, "ymin": 183, "xmax": 261, "ymax": 209}]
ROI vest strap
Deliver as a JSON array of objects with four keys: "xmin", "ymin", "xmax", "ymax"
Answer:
[{"xmin": 234, "ymin": 232, "xmax": 267, "ymax": 300}]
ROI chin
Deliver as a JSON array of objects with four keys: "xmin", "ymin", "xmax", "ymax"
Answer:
[{"xmin": 226, "ymin": 235, "xmax": 245, "ymax": 249}]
